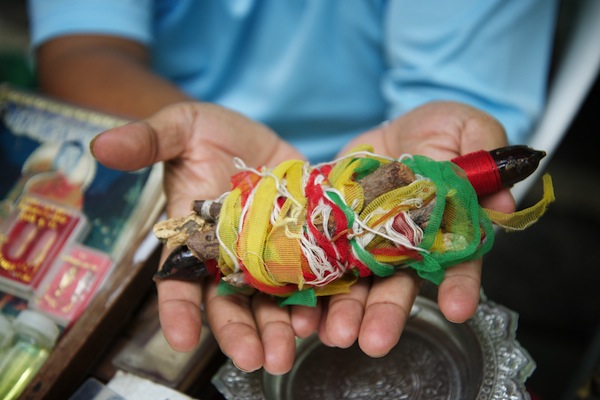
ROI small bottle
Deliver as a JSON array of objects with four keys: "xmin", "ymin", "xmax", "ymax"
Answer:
[
  {"xmin": 0, "ymin": 314, "xmax": 15, "ymax": 356},
  {"xmin": 0, "ymin": 309, "xmax": 60, "ymax": 400}
]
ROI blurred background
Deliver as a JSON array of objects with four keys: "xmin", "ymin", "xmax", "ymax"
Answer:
[
  {"xmin": 2, "ymin": 1, "xmax": 599, "ymax": 399},
  {"xmin": 483, "ymin": 73, "xmax": 600, "ymax": 399}
]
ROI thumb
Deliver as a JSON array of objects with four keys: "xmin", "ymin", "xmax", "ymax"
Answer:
[
  {"xmin": 90, "ymin": 102, "xmax": 202, "ymax": 170},
  {"xmin": 90, "ymin": 118, "xmax": 186, "ymax": 171}
]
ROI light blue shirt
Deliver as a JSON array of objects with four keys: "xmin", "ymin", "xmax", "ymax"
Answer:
[{"xmin": 28, "ymin": 0, "xmax": 558, "ymax": 163}]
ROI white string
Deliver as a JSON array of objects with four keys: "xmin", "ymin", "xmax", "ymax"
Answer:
[
  {"xmin": 323, "ymin": 187, "xmax": 427, "ymax": 253},
  {"xmin": 300, "ymin": 219, "xmax": 346, "ymax": 286},
  {"xmin": 311, "ymin": 149, "xmax": 402, "ymax": 170},
  {"xmin": 224, "ymin": 152, "xmax": 430, "ymax": 285}
]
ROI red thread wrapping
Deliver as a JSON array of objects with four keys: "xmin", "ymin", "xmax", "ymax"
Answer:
[{"xmin": 451, "ymin": 150, "xmax": 501, "ymax": 196}]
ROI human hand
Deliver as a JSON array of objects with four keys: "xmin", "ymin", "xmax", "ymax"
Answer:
[
  {"xmin": 328, "ymin": 101, "xmax": 515, "ymax": 357},
  {"xmin": 91, "ymin": 102, "xmax": 307, "ymax": 374}
]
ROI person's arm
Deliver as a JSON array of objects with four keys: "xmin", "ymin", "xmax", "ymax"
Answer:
[{"xmin": 35, "ymin": 35, "xmax": 192, "ymax": 119}]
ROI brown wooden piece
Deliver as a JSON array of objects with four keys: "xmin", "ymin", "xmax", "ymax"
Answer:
[
  {"xmin": 358, "ymin": 161, "xmax": 416, "ymax": 205},
  {"xmin": 406, "ymin": 198, "xmax": 437, "ymax": 229},
  {"xmin": 192, "ymin": 200, "xmax": 222, "ymax": 222},
  {"xmin": 186, "ymin": 222, "xmax": 220, "ymax": 261}
]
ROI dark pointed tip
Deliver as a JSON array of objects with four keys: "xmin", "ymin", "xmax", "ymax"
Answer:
[
  {"xmin": 531, "ymin": 148, "xmax": 546, "ymax": 163},
  {"xmin": 153, "ymin": 245, "xmax": 210, "ymax": 282},
  {"xmin": 486, "ymin": 145, "xmax": 549, "ymax": 190},
  {"xmin": 501, "ymin": 145, "xmax": 546, "ymax": 166}
]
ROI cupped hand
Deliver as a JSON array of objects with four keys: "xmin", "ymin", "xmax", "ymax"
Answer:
[
  {"xmin": 91, "ymin": 102, "xmax": 306, "ymax": 374},
  {"xmin": 327, "ymin": 101, "xmax": 516, "ymax": 357}
]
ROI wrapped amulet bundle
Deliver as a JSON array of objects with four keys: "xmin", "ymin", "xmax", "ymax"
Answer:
[{"xmin": 153, "ymin": 145, "xmax": 555, "ymax": 306}]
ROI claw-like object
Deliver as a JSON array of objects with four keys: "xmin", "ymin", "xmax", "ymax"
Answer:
[{"xmin": 154, "ymin": 245, "xmax": 210, "ymax": 282}]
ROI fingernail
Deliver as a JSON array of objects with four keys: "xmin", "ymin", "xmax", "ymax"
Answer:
[
  {"xmin": 89, "ymin": 133, "xmax": 101, "ymax": 158},
  {"xmin": 232, "ymin": 359, "xmax": 259, "ymax": 373}
]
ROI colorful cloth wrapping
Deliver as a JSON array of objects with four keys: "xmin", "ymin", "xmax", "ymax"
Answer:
[{"xmin": 215, "ymin": 145, "xmax": 554, "ymax": 306}]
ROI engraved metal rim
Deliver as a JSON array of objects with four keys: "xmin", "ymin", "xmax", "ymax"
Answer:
[
  {"xmin": 469, "ymin": 298, "xmax": 536, "ymax": 399},
  {"xmin": 211, "ymin": 296, "xmax": 535, "ymax": 400}
]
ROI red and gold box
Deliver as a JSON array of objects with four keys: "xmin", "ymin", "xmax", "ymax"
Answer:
[
  {"xmin": 0, "ymin": 195, "xmax": 88, "ymax": 297},
  {"xmin": 30, "ymin": 244, "xmax": 113, "ymax": 327}
]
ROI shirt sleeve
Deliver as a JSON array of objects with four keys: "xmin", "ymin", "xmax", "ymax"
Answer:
[
  {"xmin": 382, "ymin": 0, "xmax": 559, "ymax": 144},
  {"xmin": 27, "ymin": 0, "xmax": 154, "ymax": 47}
]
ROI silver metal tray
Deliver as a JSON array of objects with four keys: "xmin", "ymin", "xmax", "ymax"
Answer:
[{"xmin": 212, "ymin": 295, "xmax": 535, "ymax": 399}]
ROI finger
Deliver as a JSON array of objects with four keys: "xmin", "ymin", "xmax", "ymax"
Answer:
[
  {"xmin": 252, "ymin": 294, "xmax": 297, "ymax": 375},
  {"xmin": 90, "ymin": 103, "xmax": 217, "ymax": 170},
  {"xmin": 343, "ymin": 102, "xmax": 509, "ymax": 161},
  {"xmin": 92, "ymin": 102, "xmax": 303, "ymax": 169},
  {"xmin": 358, "ymin": 270, "xmax": 420, "ymax": 357},
  {"xmin": 290, "ymin": 303, "xmax": 322, "ymax": 338},
  {"xmin": 318, "ymin": 278, "xmax": 370, "ymax": 348},
  {"xmin": 437, "ymin": 259, "xmax": 481, "ymax": 323},
  {"xmin": 480, "ymin": 188, "xmax": 516, "ymax": 213},
  {"xmin": 90, "ymin": 116, "xmax": 187, "ymax": 171},
  {"xmin": 204, "ymin": 284, "xmax": 264, "ymax": 372},
  {"xmin": 156, "ymin": 279, "xmax": 203, "ymax": 351}
]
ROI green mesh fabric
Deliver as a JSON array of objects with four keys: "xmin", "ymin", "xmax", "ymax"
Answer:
[{"xmin": 401, "ymin": 155, "xmax": 495, "ymax": 284}]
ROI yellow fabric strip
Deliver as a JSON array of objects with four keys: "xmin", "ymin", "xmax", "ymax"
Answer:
[
  {"xmin": 264, "ymin": 161, "xmax": 307, "ymax": 286},
  {"xmin": 217, "ymin": 187, "xmax": 242, "ymax": 275},
  {"xmin": 484, "ymin": 174, "xmax": 555, "ymax": 231},
  {"xmin": 238, "ymin": 160, "xmax": 304, "ymax": 287}
]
